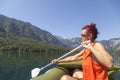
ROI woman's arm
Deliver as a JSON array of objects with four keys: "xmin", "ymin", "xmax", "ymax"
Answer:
[
  {"xmin": 82, "ymin": 42, "xmax": 114, "ymax": 68},
  {"xmin": 52, "ymin": 50, "xmax": 84, "ymax": 64}
]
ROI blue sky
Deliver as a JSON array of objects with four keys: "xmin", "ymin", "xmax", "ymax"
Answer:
[{"xmin": 0, "ymin": 0, "xmax": 120, "ymax": 40}]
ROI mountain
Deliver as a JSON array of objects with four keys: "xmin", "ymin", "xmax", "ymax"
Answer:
[
  {"xmin": 0, "ymin": 14, "xmax": 64, "ymax": 47},
  {"xmin": 112, "ymin": 42, "xmax": 120, "ymax": 65},
  {"xmin": 54, "ymin": 36, "xmax": 81, "ymax": 49},
  {"xmin": 100, "ymin": 38, "xmax": 120, "ymax": 51},
  {"xmin": 1, "ymin": 14, "xmax": 120, "ymax": 52},
  {"xmin": 55, "ymin": 35, "xmax": 120, "ymax": 50}
]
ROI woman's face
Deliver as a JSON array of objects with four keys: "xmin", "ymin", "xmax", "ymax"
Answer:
[{"xmin": 81, "ymin": 29, "xmax": 90, "ymax": 42}]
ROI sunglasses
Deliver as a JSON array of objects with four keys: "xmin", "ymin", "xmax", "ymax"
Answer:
[{"xmin": 81, "ymin": 34, "xmax": 88, "ymax": 37}]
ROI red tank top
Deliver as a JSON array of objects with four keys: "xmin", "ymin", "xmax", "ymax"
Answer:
[{"xmin": 82, "ymin": 43, "xmax": 108, "ymax": 80}]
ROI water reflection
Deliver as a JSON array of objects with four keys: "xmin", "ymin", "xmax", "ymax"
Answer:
[
  {"xmin": 0, "ymin": 52, "xmax": 65, "ymax": 80},
  {"xmin": 1, "ymin": 51, "xmax": 119, "ymax": 80}
]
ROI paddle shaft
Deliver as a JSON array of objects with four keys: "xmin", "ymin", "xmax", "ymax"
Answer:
[
  {"xmin": 31, "ymin": 40, "xmax": 90, "ymax": 78},
  {"xmin": 40, "ymin": 45, "xmax": 82, "ymax": 70}
]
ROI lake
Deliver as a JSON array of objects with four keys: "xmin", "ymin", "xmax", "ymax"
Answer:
[
  {"xmin": 0, "ymin": 52, "xmax": 66, "ymax": 80},
  {"xmin": 0, "ymin": 51, "xmax": 120, "ymax": 80}
]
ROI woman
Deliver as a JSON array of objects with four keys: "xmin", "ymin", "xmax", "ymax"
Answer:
[{"xmin": 52, "ymin": 23, "xmax": 113, "ymax": 80}]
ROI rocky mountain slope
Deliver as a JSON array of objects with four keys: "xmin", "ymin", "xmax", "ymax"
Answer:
[
  {"xmin": 55, "ymin": 35, "xmax": 120, "ymax": 50},
  {"xmin": 0, "ymin": 14, "xmax": 64, "ymax": 47}
]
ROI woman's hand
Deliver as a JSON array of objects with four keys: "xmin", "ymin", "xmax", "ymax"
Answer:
[
  {"xmin": 81, "ymin": 40, "xmax": 92, "ymax": 50},
  {"xmin": 51, "ymin": 59, "xmax": 60, "ymax": 64}
]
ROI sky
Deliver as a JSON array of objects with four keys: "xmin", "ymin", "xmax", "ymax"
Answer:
[{"xmin": 0, "ymin": 0, "xmax": 120, "ymax": 40}]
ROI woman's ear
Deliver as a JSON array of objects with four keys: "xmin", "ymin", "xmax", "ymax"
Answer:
[{"xmin": 88, "ymin": 33, "xmax": 93, "ymax": 40}]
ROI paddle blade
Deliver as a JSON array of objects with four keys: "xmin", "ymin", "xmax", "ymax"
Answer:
[{"xmin": 31, "ymin": 68, "xmax": 41, "ymax": 78}]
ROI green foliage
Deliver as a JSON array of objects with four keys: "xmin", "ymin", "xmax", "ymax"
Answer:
[
  {"xmin": 0, "ymin": 14, "xmax": 67, "ymax": 53},
  {"xmin": 0, "ymin": 34, "xmax": 68, "ymax": 54}
]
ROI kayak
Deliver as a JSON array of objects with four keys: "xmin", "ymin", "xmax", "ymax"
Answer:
[{"xmin": 32, "ymin": 61, "xmax": 120, "ymax": 80}]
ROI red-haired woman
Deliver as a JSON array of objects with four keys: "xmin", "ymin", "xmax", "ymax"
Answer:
[{"xmin": 52, "ymin": 23, "xmax": 113, "ymax": 80}]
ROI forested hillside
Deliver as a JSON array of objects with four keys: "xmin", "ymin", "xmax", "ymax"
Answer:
[{"xmin": 0, "ymin": 14, "xmax": 66, "ymax": 53}]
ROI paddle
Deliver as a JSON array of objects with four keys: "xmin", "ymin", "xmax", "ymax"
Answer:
[{"xmin": 31, "ymin": 40, "xmax": 91, "ymax": 78}]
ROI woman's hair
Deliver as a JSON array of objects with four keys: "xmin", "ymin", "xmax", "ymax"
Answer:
[{"xmin": 82, "ymin": 23, "xmax": 99, "ymax": 40}]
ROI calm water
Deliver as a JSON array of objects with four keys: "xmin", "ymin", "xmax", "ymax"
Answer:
[
  {"xmin": 0, "ymin": 52, "xmax": 65, "ymax": 80},
  {"xmin": 0, "ymin": 51, "xmax": 120, "ymax": 80}
]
